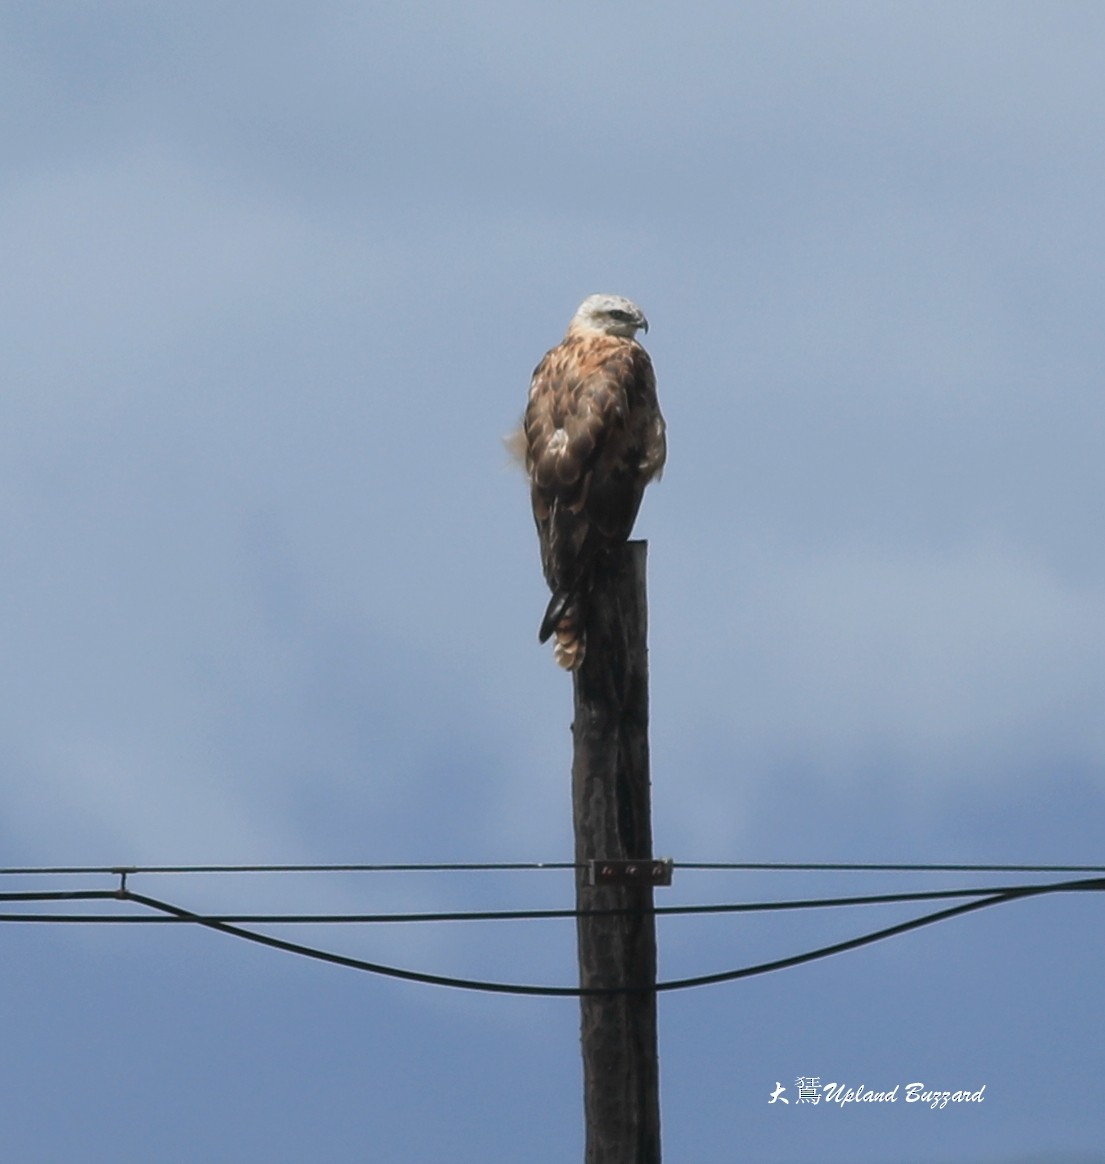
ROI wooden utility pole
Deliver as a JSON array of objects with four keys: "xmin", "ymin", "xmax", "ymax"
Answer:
[{"xmin": 572, "ymin": 540, "xmax": 662, "ymax": 1164}]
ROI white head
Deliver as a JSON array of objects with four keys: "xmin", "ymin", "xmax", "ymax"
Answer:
[{"xmin": 568, "ymin": 293, "xmax": 649, "ymax": 339}]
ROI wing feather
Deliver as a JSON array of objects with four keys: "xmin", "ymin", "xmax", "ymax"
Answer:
[{"xmin": 524, "ymin": 334, "xmax": 664, "ymax": 601}]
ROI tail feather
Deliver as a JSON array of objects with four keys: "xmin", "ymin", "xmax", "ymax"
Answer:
[
  {"xmin": 538, "ymin": 589, "xmax": 572, "ymax": 643},
  {"xmin": 538, "ymin": 589, "xmax": 586, "ymax": 670},
  {"xmin": 552, "ymin": 622, "xmax": 585, "ymax": 670}
]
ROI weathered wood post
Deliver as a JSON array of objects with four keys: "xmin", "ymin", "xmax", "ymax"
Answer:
[{"xmin": 571, "ymin": 540, "xmax": 661, "ymax": 1164}]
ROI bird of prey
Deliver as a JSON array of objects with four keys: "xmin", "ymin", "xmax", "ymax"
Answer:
[{"xmin": 517, "ymin": 293, "xmax": 666, "ymax": 670}]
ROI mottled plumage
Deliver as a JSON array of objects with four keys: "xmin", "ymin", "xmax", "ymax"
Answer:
[{"xmin": 519, "ymin": 294, "xmax": 666, "ymax": 669}]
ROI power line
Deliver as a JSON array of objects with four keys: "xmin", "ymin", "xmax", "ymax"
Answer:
[
  {"xmin": 1, "ymin": 877, "xmax": 1101, "ymax": 996},
  {"xmin": 4, "ymin": 880, "xmax": 1105, "ymax": 923},
  {"xmin": 4, "ymin": 860, "xmax": 1105, "ymax": 877},
  {"xmin": 676, "ymin": 862, "xmax": 1105, "ymax": 873},
  {"xmin": 0, "ymin": 861, "xmax": 579, "ymax": 877},
  {"xmin": 121, "ymin": 877, "xmax": 1105, "ymax": 996}
]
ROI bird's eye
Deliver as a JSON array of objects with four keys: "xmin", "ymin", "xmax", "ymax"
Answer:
[{"xmin": 609, "ymin": 310, "xmax": 632, "ymax": 322}]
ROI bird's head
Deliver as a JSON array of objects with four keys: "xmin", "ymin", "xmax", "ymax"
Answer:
[{"xmin": 568, "ymin": 293, "xmax": 649, "ymax": 339}]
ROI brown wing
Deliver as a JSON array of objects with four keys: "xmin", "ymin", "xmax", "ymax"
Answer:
[{"xmin": 524, "ymin": 333, "xmax": 664, "ymax": 599}]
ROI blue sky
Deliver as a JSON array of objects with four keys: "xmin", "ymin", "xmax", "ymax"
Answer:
[{"xmin": 3, "ymin": 2, "xmax": 1105, "ymax": 1161}]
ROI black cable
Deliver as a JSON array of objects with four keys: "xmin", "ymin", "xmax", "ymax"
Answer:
[
  {"xmin": 653, "ymin": 878, "xmax": 1103, "ymax": 993},
  {"xmin": 0, "ymin": 890, "xmax": 120, "ymax": 904},
  {"xmin": 677, "ymin": 862, "xmax": 1105, "ymax": 873},
  {"xmin": 4, "ymin": 880, "xmax": 1104, "ymax": 924},
  {"xmin": 103, "ymin": 877, "xmax": 1103, "ymax": 997},
  {"xmin": 0, "ymin": 862, "xmax": 579, "ymax": 876},
  {"xmin": 4, "ymin": 860, "xmax": 1104, "ymax": 877}
]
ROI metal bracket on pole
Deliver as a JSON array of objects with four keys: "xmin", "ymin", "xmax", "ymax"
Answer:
[{"xmin": 587, "ymin": 858, "xmax": 673, "ymax": 887}]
